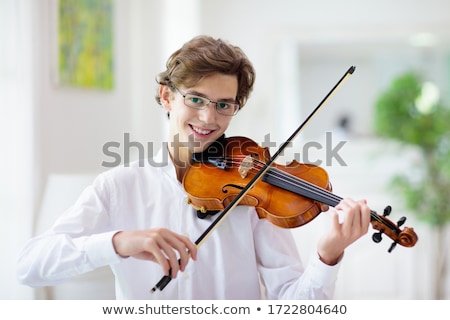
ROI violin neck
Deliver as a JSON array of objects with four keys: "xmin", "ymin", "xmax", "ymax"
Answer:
[
  {"xmin": 262, "ymin": 168, "xmax": 341, "ymax": 207},
  {"xmin": 263, "ymin": 169, "xmax": 391, "ymax": 226}
]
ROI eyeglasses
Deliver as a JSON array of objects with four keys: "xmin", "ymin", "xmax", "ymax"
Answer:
[{"xmin": 172, "ymin": 85, "xmax": 240, "ymax": 116}]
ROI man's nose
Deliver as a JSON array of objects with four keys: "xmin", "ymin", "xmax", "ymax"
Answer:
[{"xmin": 198, "ymin": 103, "xmax": 216, "ymax": 123}]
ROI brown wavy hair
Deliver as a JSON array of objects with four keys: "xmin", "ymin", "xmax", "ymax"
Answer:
[{"xmin": 155, "ymin": 35, "xmax": 255, "ymax": 110}]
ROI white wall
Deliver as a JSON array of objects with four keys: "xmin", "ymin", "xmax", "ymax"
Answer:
[
  {"xmin": 35, "ymin": 0, "xmax": 166, "ymax": 195},
  {"xmin": 0, "ymin": 0, "xmax": 36, "ymax": 300}
]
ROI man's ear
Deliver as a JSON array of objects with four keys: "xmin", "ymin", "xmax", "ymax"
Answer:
[{"xmin": 159, "ymin": 85, "xmax": 172, "ymax": 112}]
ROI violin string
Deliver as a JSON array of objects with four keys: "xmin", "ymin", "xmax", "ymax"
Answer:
[
  {"xmin": 256, "ymin": 165, "xmax": 345, "ymax": 208},
  {"xmin": 223, "ymin": 156, "xmax": 385, "ymax": 224}
]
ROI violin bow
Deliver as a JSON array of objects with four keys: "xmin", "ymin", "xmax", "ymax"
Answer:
[{"xmin": 151, "ymin": 66, "xmax": 356, "ymax": 293}]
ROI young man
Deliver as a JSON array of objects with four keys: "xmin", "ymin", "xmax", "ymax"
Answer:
[{"xmin": 17, "ymin": 35, "xmax": 370, "ymax": 299}]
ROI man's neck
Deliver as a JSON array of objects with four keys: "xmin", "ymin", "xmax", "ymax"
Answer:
[{"xmin": 169, "ymin": 146, "xmax": 192, "ymax": 182}]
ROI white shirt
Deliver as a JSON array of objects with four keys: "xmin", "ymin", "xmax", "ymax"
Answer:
[{"xmin": 17, "ymin": 148, "xmax": 341, "ymax": 300}]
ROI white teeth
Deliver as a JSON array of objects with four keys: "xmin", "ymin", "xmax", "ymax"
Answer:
[{"xmin": 192, "ymin": 126, "xmax": 212, "ymax": 135}]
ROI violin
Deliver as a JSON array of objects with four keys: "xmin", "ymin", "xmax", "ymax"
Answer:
[{"xmin": 184, "ymin": 135, "xmax": 418, "ymax": 251}]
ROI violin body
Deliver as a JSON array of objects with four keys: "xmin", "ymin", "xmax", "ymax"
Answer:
[{"xmin": 184, "ymin": 136, "xmax": 332, "ymax": 228}]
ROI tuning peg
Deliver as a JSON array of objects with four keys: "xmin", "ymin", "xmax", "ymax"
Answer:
[
  {"xmin": 388, "ymin": 241, "xmax": 397, "ymax": 253},
  {"xmin": 372, "ymin": 230, "xmax": 383, "ymax": 243},
  {"xmin": 383, "ymin": 205, "xmax": 392, "ymax": 216},
  {"xmin": 397, "ymin": 216, "xmax": 406, "ymax": 227}
]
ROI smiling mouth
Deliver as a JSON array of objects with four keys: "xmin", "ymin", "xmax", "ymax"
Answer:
[{"xmin": 190, "ymin": 125, "xmax": 214, "ymax": 136}]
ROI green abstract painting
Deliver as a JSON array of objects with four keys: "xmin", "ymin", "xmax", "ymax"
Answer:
[{"xmin": 58, "ymin": 0, "xmax": 113, "ymax": 90}]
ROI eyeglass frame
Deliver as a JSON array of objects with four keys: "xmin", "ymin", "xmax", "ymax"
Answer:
[{"xmin": 170, "ymin": 84, "xmax": 240, "ymax": 116}]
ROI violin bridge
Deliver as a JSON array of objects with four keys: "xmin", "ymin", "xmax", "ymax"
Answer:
[{"xmin": 238, "ymin": 155, "xmax": 254, "ymax": 178}]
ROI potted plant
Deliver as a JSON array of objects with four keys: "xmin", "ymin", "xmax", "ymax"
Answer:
[{"xmin": 374, "ymin": 71, "xmax": 450, "ymax": 299}]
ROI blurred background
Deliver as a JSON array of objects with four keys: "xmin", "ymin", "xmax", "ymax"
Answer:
[{"xmin": 1, "ymin": 0, "xmax": 450, "ymax": 299}]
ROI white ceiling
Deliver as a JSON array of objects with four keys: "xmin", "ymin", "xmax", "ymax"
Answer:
[{"xmin": 202, "ymin": 0, "xmax": 450, "ymax": 48}]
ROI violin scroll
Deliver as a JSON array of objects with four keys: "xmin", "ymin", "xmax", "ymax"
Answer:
[{"xmin": 370, "ymin": 205, "xmax": 418, "ymax": 252}]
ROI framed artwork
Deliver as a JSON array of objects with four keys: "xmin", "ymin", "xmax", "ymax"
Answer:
[{"xmin": 54, "ymin": 0, "xmax": 114, "ymax": 90}]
